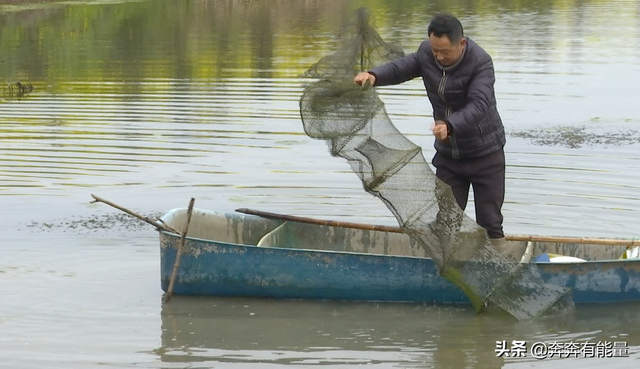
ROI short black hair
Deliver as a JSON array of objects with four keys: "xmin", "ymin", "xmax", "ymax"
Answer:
[{"xmin": 427, "ymin": 13, "xmax": 464, "ymax": 43}]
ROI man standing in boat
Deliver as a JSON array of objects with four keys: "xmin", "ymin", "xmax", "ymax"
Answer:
[{"xmin": 353, "ymin": 13, "xmax": 508, "ymax": 252}]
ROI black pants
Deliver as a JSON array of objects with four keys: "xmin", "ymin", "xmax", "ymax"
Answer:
[{"xmin": 432, "ymin": 148, "xmax": 505, "ymax": 239}]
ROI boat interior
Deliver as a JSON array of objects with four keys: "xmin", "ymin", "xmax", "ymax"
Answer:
[{"xmin": 160, "ymin": 208, "xmax": 637, "ymax": 263}]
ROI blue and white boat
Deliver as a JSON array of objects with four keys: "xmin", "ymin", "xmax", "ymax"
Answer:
[{"xmin": 159, "ymin": 208, "xmax": 640, "ymax": 306}]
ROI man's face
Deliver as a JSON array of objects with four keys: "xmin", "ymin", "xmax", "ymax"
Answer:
[{"xmin": 429, "ymin": 34, "xmax": 466, "ymax": 67}]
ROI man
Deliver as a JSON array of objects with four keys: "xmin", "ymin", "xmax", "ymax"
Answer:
[{"xmin": 353, "ymin": 13, "xmax": 507, "ymax": 251}]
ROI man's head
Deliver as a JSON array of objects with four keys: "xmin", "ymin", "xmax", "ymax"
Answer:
[{"xmin": 427, "ymin": 13, "xmax": 466, "ymax": 67}]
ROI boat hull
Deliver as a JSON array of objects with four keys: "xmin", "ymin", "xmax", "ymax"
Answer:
[{"xmin": 159, "ymin": 232, "xmax": 640, "ymax": 305}]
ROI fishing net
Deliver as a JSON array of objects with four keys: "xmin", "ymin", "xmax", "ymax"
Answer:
[{"xmin": 298, "ymin": 7, "xmax": 574, "ymax": 320}]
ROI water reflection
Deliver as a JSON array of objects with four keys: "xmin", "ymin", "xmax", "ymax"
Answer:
[
  {"xmin": 156, "ymin": 296, "xmax": 640, "ymax": 368},
  {"xmin": 156, "ymin": 297, "xmax": 504, "ymax": 367},
  {"xmin": 2, "ymin": 0, "xmax": 638, "ymax": 85}
]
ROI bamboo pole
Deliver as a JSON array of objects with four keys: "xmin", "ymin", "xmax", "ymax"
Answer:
[
  {"xmin": 235, "ymin": 208, "xmax": 640, "ymax": 247},
  {"xmin": 164, "ymin": 198, "xmax": 195, "ymax": 303}
]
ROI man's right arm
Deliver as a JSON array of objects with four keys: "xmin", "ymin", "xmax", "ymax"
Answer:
[{"xmin": 367, "ymin": 52, "xmax": 421, "ymax": 87}]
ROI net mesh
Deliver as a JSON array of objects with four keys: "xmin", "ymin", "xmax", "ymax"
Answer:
[{"xmin": 298, "ymin": 7, "xmax": 574, "ymax": 320}]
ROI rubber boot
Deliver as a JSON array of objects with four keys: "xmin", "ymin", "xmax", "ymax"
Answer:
[{"xmin": 490, "ymin": 237, "xmax": 518, "ymax": 262}]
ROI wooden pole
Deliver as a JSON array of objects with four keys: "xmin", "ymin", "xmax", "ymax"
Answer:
[
  {"xmin": 235, "ymin": 208, "xmax": 640, "ymax": 247},
  {"xmin": 90, "ymin": 194, "xmax": 180, "ymax": 234},
  {"xmin": 236, "ymin": 207, "xmax": 404, "ymax": 234},
  {"xmin": 504, "ymin": 234, "xmax": 640, "ymax": 246},
  {"xmin": 164, "ymin": 198, "xmax": 195, "ymax": 303},
  {"xmin": 90, "ymin": 194, "xmax": 198, "ymax": 302}
]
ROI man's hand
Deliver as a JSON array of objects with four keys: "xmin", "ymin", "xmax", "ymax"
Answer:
[
  {"xmin": 354, "ymin": 72, "xmax": 376, "ymax": 87},
  {"xmin": 431, "ymin": 120, "xmax": 449, "ymax": 141}
]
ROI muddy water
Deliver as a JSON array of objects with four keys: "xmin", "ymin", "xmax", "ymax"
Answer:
[{"xmin": 1, "ymin": 0, "xmax": 640, "ymax": 368}]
